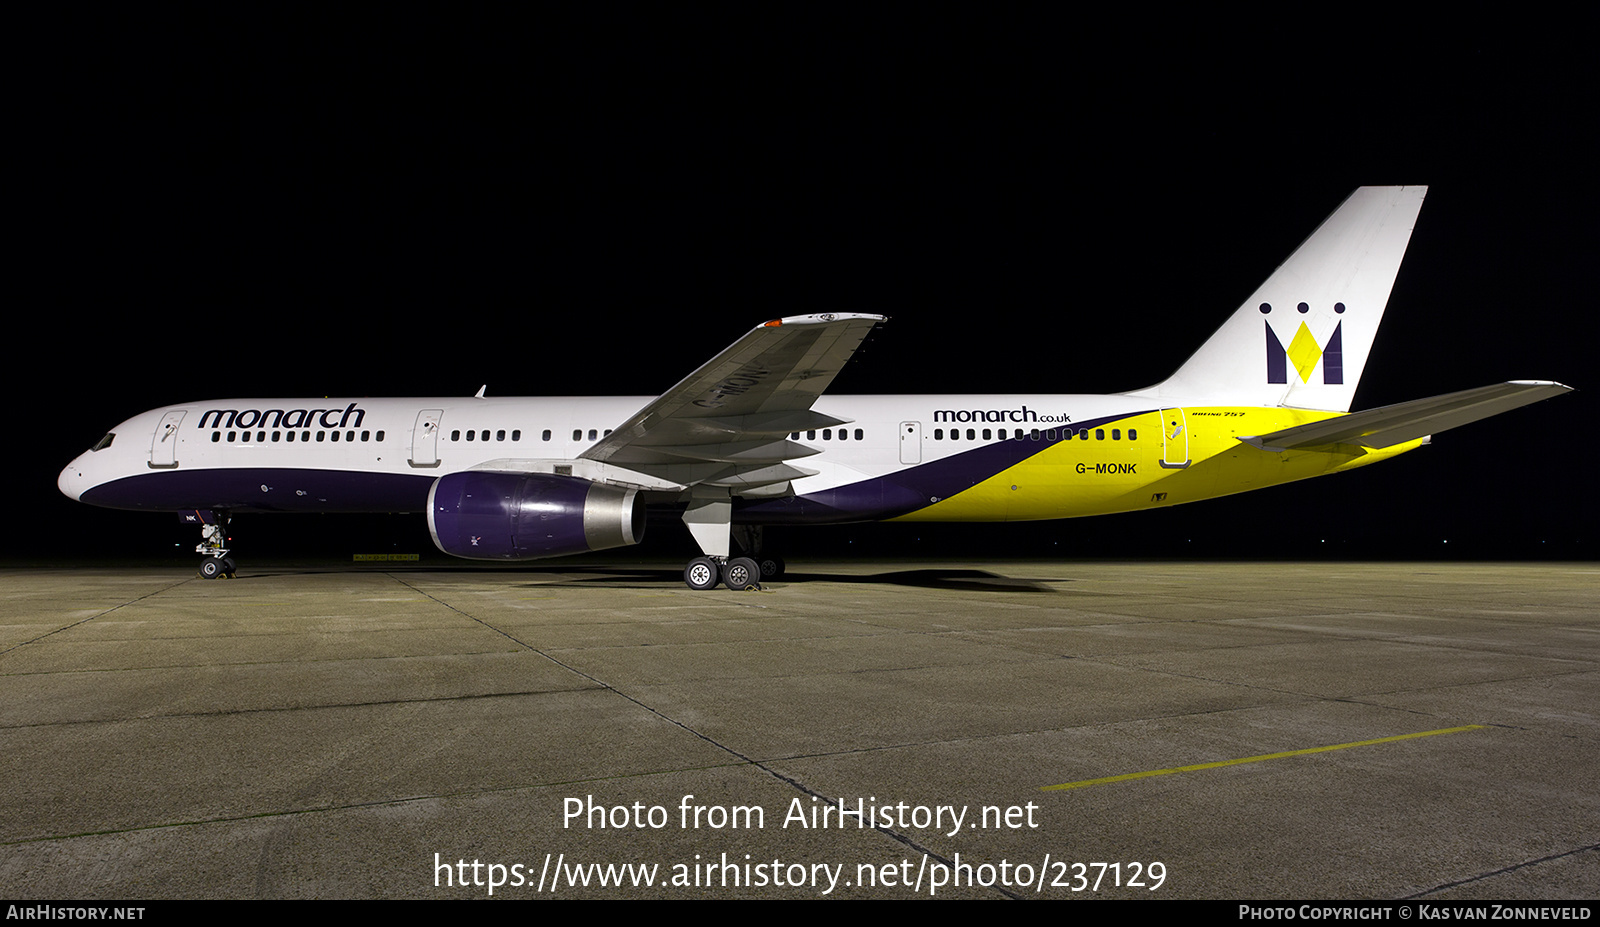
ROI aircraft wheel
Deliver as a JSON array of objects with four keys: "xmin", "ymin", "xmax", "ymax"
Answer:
[
  {"xmin": 723, "ymin": 557, "xmax": 761, "ymax": 591},
  {"xmin": 757, "ymin": 555, "xmax": 785, "ymax": 580},
  {"xmin": 199, "ymin": 557, "xmax": 228, "ymax": 580},
  {"xmin": 684, "ymin": 557, "xmax": 719, "ymax": 591}
]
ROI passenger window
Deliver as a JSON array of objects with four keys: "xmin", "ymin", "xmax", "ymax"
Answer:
[
  {"xmin": 1096, "ymin": 429, "xmax": 1104, "ymax": 440},
  {"xmin": 1128, "ymin": 429, "xmax": 1137, "ymax": 441},
  {"xmin": 1112, "ymin": 429, "xmax": 1120, "ymax": 440},
  {"xmin": 572, "ymin": 430, "xmax": 582, "ymax": 441},
  {"xmin": 934, "ymin": 429, "xmax": 943, "ymax": 440},
  {"xmin": 855, "ymin": 429, "xmax": 863, "ymax": 440},
  {"xmin": 542, "ymin": 430, "xmax": 551, "ymax": 441}
]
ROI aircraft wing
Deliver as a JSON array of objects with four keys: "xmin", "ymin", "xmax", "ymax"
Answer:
[
  {"xmin": 1239, "ymin": 380, "xmax": 1572, "ymax": 452},
  {"xmin": 580, "ymin": 313, "xmax": 886, "ymax": 491}
]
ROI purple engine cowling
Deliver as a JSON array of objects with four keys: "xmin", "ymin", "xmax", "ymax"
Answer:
[{"xmin": 427, "ymin": 471, "xmax": 646, "ymax": 560}]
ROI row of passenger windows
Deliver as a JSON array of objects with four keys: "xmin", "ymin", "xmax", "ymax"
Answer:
[
  {"xmin": 213, "ymin": 430, "xmax": 386, "ymax": 443},
  {"xmin": 215, "ymin": 427, "xmax": 619, "ymax": 445},
  {"xmin": 932, "ymin": 427, "xmax": 1137, "ymax": 442},
  {"xmin": 445, "ymin": 429, "xmax": 617, "ymax": 442},
  {"xmin": 216, "ymin": 427, "xmax": 631, "ymax": 445},
  {"xmin": 443, "ymin": 427, "xmax": 874, "ymax": 443},
  {"xmin": 211, "ymin": 425, "xmax": 1137, "ymax": 449},
  {"xmin": 787, "ymin": 429, "xmax": 867, "ymax": 441},
  {"xmin": 435, "ymin": 425, "xmax": 1135, "ymax": 445}
]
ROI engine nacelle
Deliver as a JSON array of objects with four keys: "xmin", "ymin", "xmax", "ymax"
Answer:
[{"xmin": 427, "ymin": 471, "xmax": 646, "ymax": 560}]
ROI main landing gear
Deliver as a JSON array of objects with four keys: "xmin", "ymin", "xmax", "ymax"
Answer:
[
  {"xmin": 684, "ymin": 556, "xmax": 762, "ymax": 591},
  {"xmin": 679, "ymin": 524, "xmax": 785, "ymax": 591},
  {"xmin": 194, "ymin": 512, "xmax": 236, "ymax": 579}
]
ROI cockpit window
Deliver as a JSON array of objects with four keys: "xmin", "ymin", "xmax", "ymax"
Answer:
[{"xmin": 91, "ymin": 433, "xmax": 115, "ymax": 452}]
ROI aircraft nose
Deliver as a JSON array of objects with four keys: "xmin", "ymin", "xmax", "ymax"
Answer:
[{"xmin": 58, "ymin": 457, "xmax": 86, "ymax": 502}]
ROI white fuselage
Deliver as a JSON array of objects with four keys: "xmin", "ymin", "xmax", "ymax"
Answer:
[
  {"xmin": 59, "ymin": 393, "xmax": 1157, "ymax": 513},
  {"xmin": 59, "ymin": 390, "xmax": 1400, "ymax": 530}
]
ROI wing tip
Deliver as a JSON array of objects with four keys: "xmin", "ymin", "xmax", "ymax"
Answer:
[
  {"xmin": 762, "ymin": 313, "xmax": 887, "ymax": 329},
  {"xmin": 1507, "ymin": 379, "xmax": 1574, "ymax": 392}
]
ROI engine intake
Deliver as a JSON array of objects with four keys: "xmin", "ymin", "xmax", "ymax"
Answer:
[{"xmin": 428, "ymin": 471, "xmax": 645, "ymax": 560}]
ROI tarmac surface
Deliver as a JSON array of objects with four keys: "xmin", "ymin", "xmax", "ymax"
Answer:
[{"xmin": 0, "ymin": 559, "xmax": 1595, "ymax": 899}]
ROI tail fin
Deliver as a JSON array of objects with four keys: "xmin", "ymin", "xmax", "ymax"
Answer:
[{"xmin": 1133, "ymin": 186, "xmax": 1428, "ymax": 412}]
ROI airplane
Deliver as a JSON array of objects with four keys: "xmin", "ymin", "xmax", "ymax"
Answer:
[{"xmin": 58, "ymin": 186, "xmax": 1571, "ymax": 589}]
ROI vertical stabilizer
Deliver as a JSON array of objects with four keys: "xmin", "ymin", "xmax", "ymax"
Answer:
[{"xmin": 1133, "ymin": 186, "xmax": 1428, "ymax": 412}]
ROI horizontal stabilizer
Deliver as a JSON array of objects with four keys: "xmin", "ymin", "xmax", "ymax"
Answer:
[{"xmin": 1239, "ymin": 381, "xmax": 1572, "ymax": 451}]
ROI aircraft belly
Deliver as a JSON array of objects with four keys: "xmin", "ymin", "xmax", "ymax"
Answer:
[{"xmin": 79, "ymin": 468, "xmax": 437, "ymax": 514}]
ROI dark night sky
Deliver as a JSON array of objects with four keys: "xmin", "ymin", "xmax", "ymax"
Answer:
[{"xmin": 16, "ymin": 12, "xmax": 1595, "ymax": 563}]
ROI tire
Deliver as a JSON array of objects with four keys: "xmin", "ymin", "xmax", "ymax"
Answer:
[
  {"xmin": 684, "ymin": 557, "xmax": 719, "ymax": 590},
  {"xmin": 722, "ymin": 557, "xmax": 761, "ymax": 591},
  {"xmin": 199, "ymin": 558, "xmax": 226, "ymax": 579}
]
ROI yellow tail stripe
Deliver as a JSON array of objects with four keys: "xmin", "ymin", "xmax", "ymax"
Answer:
[{"xmin": 1040, "ymin": 725, "xmax": 1486, "ymax": 792}]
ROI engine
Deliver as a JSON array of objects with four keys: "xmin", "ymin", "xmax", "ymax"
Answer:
[{"xmin": 427, "ymin": 471, "xmax": 646, "ymax": 560}]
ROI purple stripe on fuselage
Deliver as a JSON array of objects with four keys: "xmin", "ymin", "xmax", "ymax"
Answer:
[
  {"xmin": 735, "ymin": 411, "xmax": 1150, "ymax": 525},
  {"xmin": 79, "ymin": 468, "xmax": 438, "ymax": 514}
]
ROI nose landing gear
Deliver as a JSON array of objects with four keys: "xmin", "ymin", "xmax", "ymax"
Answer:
[
  {"xmin": 199, "ymin": 554, "xmax": 236, "ymax": 579},
  {"xmin": 191, "ymin": 511, "xmax": 236, "ymax": 579}
]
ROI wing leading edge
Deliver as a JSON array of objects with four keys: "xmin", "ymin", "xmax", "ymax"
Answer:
[{"xmin": 580, "ymin": 313, "xmax": 886, "ymax": 492}]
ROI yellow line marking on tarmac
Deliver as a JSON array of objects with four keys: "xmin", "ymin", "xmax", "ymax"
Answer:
[{"xmin": 1041, "ymin": 725, "xmax": 1486, "ymax": 792}]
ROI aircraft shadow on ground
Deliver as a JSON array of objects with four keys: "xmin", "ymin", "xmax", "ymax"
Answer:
[
  {"xmin": 514, "ymin": 566, "xmax": 1068, "ymax": 593},
  {"xmin": 188, "ymin": 563, "xmax": 1067, "ymax": 592}
]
